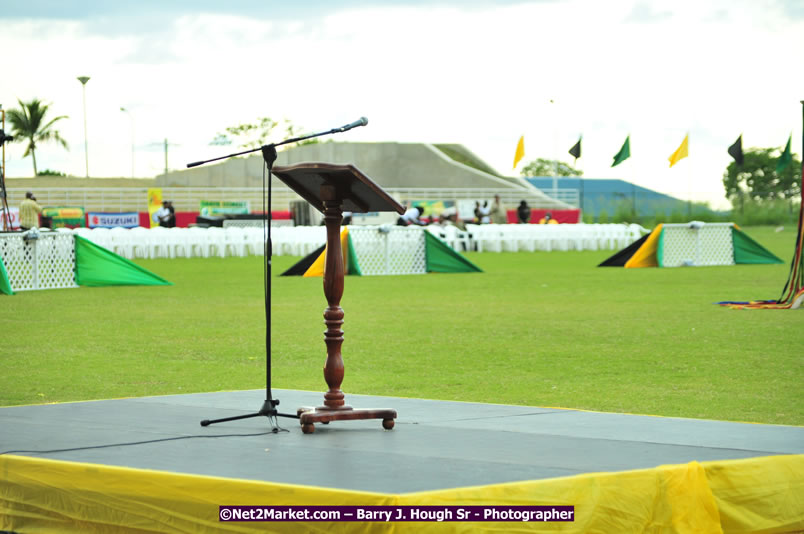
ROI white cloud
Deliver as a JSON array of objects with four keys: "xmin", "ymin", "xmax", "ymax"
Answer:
[{"xmin": 1, "ymin": 0, "xmax": 801, "ymax": 209}]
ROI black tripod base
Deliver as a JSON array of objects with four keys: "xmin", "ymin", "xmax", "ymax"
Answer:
[{"xmin": 200, "ymin": 398, "xmax": 299, "ymax": 432}]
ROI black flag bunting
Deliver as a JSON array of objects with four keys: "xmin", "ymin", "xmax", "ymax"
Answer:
[
  {"xmin": 569, "ymin": 137, "xmax": 581, "ymax": 161},
  {"xmin": 728, "ymin": 135, "xmax": 744, "ymax": 166}
]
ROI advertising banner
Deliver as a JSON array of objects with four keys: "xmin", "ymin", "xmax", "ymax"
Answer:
[
  {"xmin": 410, "ymin": 200, "xmax": 456, "ymax": 218},
  {"xmin": 88, "ymin": 212, "xmax": 140, "ymax": 229},
  {"xmin": 148, "ymin": 188, "xmax": 163, "ymax": 228},
  {"xmin": 0, "ymin": 207, "xmax": 21, "ymax": 230},
  {"xmin": 43, "ymin": 207, "xmax": 85, "ymax": 228},
  {"xmin": 200, "ymin": 200, "xmax": 249, "ymax": 217}
]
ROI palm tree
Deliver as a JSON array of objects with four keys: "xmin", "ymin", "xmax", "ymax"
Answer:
[{"xmin": 7, "ymin": 98, "xmax": 68, "ymax": 176}]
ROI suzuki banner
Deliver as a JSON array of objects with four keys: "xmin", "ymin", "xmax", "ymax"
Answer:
[{"xmin": 87, "ymin": 212, "xmax": 140, "ymax": 229}]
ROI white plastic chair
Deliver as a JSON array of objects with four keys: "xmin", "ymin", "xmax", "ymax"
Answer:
[
  {"xmin": 186, "ymin": 227, "xmax": 210, "ymax": 258},
  {"xmin": 244, "ymin": 227, "xmax": 265, "ymax": 256},
  {"xmin": 147, "ymin": 226, "xmax": 171, "ymax": 258},
  {"xmin": 224, "ymin": 227, "xmax": 247, "ymax": 257},
  {"xmin": 168, "ymin": 227, "xmax": 191, "ymax": 258},
  {"xmin": 109, "ymin": 227, "xmax": 133, "ymax": 258},
  {"xmin": 128, "ymin": 227, "xmax": 151, "ymax": 258},
  {"xmin": 206, "ymin": 227, "xmax": 227, "ymax": 257},
  {"xmin": 512, "ymin": 225, "xmax": 535, "ymax": 252},
  {"xmin": 88, "ymin": 227, "xmax": 113, "ymax": 250}
]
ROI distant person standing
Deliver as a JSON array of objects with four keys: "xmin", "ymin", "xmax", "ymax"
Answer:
[
  {"xmin": 478, "ymin": 201, "xmax": 491, "ymax": 224},
  {"xmin": 153, "ymin": 201, "xmax": 171, "ymax": 227},
  {"xmin": 491, "ymin": 195, "xmax": 507, "ymax": 224},
  {"xmin": 517, "ymin": 200, "xmax": 531, "ymax": 224},
  {"xmin": 165, "ymin": 201, "xmax": 176, "ymax": 228},
  {"xmin": 19, "ymin": 192, "xmax": 43, "ymax": 230},
  {"xmin": 539, "ymin": 212, "xmax": 558, "ymax": 224}
]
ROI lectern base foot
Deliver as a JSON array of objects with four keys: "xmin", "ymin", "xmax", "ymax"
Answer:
[{"xmin": 297, "ymin": 406, "xmax": 397, "ymax": 434}]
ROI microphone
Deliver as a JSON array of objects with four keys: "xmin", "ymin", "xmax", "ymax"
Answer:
[{"xmin": 338, "ymin": 117, "xmax": 368, "ymax": 132}]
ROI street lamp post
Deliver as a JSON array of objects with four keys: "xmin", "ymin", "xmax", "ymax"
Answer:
[
  {"xmin": 77, "ymin": 76, "xmax": 90, "ymax": 178},
  {"xmin": 550, "ymin": 98, "xmax": 558, "ymax": 199},
  {"xmin": 120, "ymin": 107, "xmax": 135, "ymax": 178}
]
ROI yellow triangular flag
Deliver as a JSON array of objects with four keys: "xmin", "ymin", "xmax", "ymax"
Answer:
[
  {"xmin": 303, "ymin": 228, "xmax": 350, "ymax": 277},
  {"xmin": 513, "ymin": 135, "xmax": 525, "ymax": 169},
  {"xmin": 669, "ymin": 134, "xmax": 689, "ymax": 168}
]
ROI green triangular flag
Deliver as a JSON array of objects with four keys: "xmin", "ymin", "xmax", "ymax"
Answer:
[
  {"xmin": 0, "ymin": 256, "xmax": 14, "ymax": 295},
  {"xmin": 424, "ymin": 232, "xmax": 482, "ymax": 273},
  {"xmin": 731, "ymin": 227, "xmax": 783, "ymax": 265},
  {"xmin": 346, "ymin": 233, "xmax": 362, "ymax": 276},
  {"xmin": 612, "ymin": 136, "xmax": 631, "ymax": 167},
  {"xmin": 74, "ymin": 236, "xmax": 172, "ymax": 287},
  {"xmin": 568, "ymin": 137, "xmax": 582, "ymax": 161},
  {"xmin": 776, "ymin": 134, "xmax": 792, "ymax": 173},
  {"xmin": 728, "ymin": 135, "xmax": 744, "ymax": 166}
]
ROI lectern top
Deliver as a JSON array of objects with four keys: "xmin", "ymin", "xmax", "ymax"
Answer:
[{"xmin": 272, "ymin": 162, "xmax": 405, "ymax": 215}]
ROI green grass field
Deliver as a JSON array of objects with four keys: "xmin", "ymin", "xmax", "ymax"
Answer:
[{"xmin": 1, "ymin": 226, "xmax": 801, "ymax": 425}]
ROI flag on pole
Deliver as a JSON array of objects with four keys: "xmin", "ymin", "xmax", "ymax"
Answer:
[
  {"xmin": 612, "ymin": 136, "xmax": 630, "ymax": 167},
  {"xmin": 776, "ymin": 134, "xmax": 792, "ymax": 173},
  {"xmin": 669, "ymin": 134, "xmax": 689, "ymax": 168},
  {"xmin": 728, "ymin": 135, "xmax": 744, "ymax": 166},
  {"xmin": 513, "ymin": 135, "xmax": 525, "ymax": 169},
  {"xmin": 568, "ymin": 137, "xmax": 582, "ymax": 161}
]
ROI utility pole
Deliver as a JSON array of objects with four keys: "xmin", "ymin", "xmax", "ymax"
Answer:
[{"xmin": 146, "ymin": 139, "xmax": 178, "ymax": 177}]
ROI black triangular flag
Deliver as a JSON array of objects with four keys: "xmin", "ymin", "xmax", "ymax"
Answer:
[
  {"xmin": 728, "ymin": 135, "xmax": 744, "ymax": 166},
  {"xmin": 568, "ymin": 137, "xmax": 581, "ymax": 161}
]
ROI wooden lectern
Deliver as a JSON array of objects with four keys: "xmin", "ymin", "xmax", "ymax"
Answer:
[{"xmin": 271, "ymin": 162, "xmax": 405, "ymax": 434}]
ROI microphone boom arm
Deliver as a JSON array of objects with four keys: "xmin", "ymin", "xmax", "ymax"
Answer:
[{"xmin": 187, "ymin": 117, "xmax": 367, "ymax": 168}]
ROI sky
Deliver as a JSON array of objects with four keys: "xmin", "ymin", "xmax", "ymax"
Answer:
[{"xmin": 1, "ymin": 0, "xmax": 802, "ymax": 209}]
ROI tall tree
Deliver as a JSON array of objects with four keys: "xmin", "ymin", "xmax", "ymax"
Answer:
[
  {"xmin": 722, "ymin": 146, "xmax": 801, "ymax": 201},
  {"xmin": 519, "ymin": 158, "xmax": 583, "ymax": 177},
  {"xmin": 7, "ymin": 98, "xmax": 69, "ymax": 176}
]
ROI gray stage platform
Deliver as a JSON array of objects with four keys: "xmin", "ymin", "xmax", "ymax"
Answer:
[{"xmin": 1, "ymin": 389, "xmax": 802, "ymax": 493}]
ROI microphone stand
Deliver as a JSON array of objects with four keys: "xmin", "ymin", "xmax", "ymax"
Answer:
[{"xmin": 189, "ymin": 119, "xmax": 367, "ymax": 432}]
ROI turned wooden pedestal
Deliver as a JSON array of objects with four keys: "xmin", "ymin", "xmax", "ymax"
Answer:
[{"xmin": 297, "ymin": 183, "xmax": 397, "ymax": 434}]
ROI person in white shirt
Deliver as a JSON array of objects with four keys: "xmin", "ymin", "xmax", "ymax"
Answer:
[
  {"xmin": 152, "ymin": 201, "xmax": 171, "ymax": 226},
  {"xmin": 478, "ymin": 201, "xmax": 491, "ymax": 224},
  {"xmin": 397, "ymin": 205, "xmax": 425, "ymax": 226}
]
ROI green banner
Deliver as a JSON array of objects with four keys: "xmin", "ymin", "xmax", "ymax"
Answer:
[{"xmin": 200, "ymin": 200, "xmax": 250, "ymax": 216}]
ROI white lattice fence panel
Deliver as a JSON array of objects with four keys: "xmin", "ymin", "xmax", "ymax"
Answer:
[
  {"xmin": 696, "ymin": 225, "xmax": 736, "ymax": 266},
  {"xmin": 0, "ymin": 236, "xmax": 35, "ymax": 290},
  {"xmin": 347, "ymin": 226, "xmax": 426, "ymax": 276},
  {"xmin": 661, "ymin": 224, "xmax": 735, "ymax": 267},
  {"xmin": 0, "ymin": 233, "xmax": 78, "ymax": 291},
  {"xmin": 35, "ymin": 234, "xmax": 79, "ymax": 289}
]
